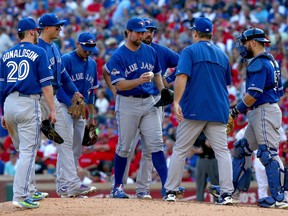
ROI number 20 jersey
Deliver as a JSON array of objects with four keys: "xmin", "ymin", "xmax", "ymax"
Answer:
[{"xmin": 0, "ymin": 42, "xmax": 53, "ymax": 99}]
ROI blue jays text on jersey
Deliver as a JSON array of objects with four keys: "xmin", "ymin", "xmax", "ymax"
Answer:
[
  {"xmin": 56, "ymin": 50, "xmax": 98, "ymax": 106},
  {"xmin": 124, "ymin": 62, "xmax": 155, "ymax": 77},
  {"xmin": 105, "ymin": 43, "xmax": 162, "ymax": 96}
]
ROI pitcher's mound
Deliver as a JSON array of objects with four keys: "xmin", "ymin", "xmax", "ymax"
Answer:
[{"xmin": 0, "ymin": 198, "xmax": 287, "ymax": 216}]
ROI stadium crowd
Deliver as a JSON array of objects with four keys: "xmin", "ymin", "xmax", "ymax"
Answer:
[{"xmin": 0, "ymin": 0, "xmax": 288, "ymax": 186}]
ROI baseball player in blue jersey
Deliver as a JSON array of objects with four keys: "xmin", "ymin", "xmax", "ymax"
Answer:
[
  {"xmin": 37, "ymin": 13, "xmax": 96, "ymax": 197},
  {"xmin": 0, "ymin": 18, "xmax": 56, "ymax": 209},
  {"xmin": 56, "ymin": 32, "xmax": 98, "ymax": 197},
  {"xmin": 227, "ymin": 28, "xmax": 288, "ymax": 208},
  {"xmin": 104, "ymin": 17, "xmax": 168, "ymax": 199},
  {"xmin": 164, "ymin": 17, "xmax": 234, "ymax": 204},
  {"xmin": 120, "ymin": 18, "xmax": 180, "ymax": 199}
]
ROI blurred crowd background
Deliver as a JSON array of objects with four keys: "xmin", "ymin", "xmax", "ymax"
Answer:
[{"xmin": 0, "ymin": 0, "xmax": 288, "ymax": 187}]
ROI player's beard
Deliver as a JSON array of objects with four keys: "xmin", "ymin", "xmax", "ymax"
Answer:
[
  {"xmin": 143, "ymin": 36, "xmax": 152, "ymax": 45},
  {"xmin": 132, "ymin": 39, "xmax": 142, "ymax": 47},
  {"xmin": 245, "ymin": 44, "xmax": 254, "ymax": 59}
]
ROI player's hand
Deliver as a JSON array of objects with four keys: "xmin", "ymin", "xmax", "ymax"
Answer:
[
  {"xmin": 173, "ymin": 102, "xmax": 183, "ymax": 122},
  {"xmin": 1, "ymin": 116, "xmax": 6, "ymax": 129},
  {"xmin": 74, "ymin": 92, "xmax": 84, "ymax": 99},
  {"xmin": 140, "ymin": 72, "xmax": 154, "ymax": 83},
  {"xmin": 48, "ymin": 111, "xmax": 57, "ymax": 125},
  {"xmin": 87, "ymin": 115, "xmax": 96, "ymax": 127}
]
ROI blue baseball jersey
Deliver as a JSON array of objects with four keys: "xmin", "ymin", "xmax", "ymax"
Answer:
[
  {"xmin": 150, "ymin": 42, "xmax": 179, "ymax": 95},
  {"xmin": 176, "ymin": 41, "xmax": 231, "ymax": 123},
  {"xmin": 0, "ymin": 42, "xmax": 53, "ymax": 107},
  {"xmin": 104, "ymin": 43, "xmax": 162, "ymax": 96},
  {"xmin": 246, "ymin": 52, "xmax": 283, "ymax": 107},
  {"xmin": 57, "ymin": 51, "xmax": 98, "ymax": 106},
  {"xmin": 37, "ymin": 38, "xmax": 78, "ymax": 94}
]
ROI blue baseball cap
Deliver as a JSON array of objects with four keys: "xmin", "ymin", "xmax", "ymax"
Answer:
[
  {"xmin": 189, "ymin": 17, "xmax": 212, "ymax": 33},
  {"xmin": 126, "ymin": 17, "xmax": 148, "ymax": 32},
  {"xmin": 39, "ymin": 13, "xmax": 67, "ymax": 27},
  {"xmin": 18, "ymin": 17, "xmax": 43, "ymax": 33},
  {"xmin": 78, "ymin": 32, "xmax": 98, "ymax": 53},
  {"xmin": 143, "ymin": 18, "xmax": 157, "ymax": 30}
]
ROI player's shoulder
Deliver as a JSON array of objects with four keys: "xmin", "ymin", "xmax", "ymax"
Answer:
[
  {"xmin": 247, "ymin": 57, "xmax": 264, "ymax": 73},
  {"xmin": 87, "ymin": 56, "xmax": 96, "ymax": 65},
  {"xmin": 62, "ymin": 51, "xmax": 75, "ymax": 59},
  {"xmin": 151, "ymin": 42, "xmax": 172, "ymax": 52}
]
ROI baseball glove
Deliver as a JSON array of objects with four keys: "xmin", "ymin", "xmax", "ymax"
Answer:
[
  {"xmin": 41, "ymin": 119, "xmax": 64, "ymax": 144},
  {"xmin": 154, "ymin": 88, "xmax": 174, "ymax": 107},
  {"xmin": 82, "ymin": 125, "xmax": 98, "ymax": 147},
  {"xmin": 226, "ymin": 115, "xmax": 234, "ymax": 135},
  {"xmin": 68, "ymin": 94, "xmax": 86, "ymax": 119}
]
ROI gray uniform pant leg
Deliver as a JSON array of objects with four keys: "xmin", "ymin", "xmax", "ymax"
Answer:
[
  {"xmin": 4, "ymin": 93, "xmax": 41, "ymax": 201},
  {"xmin": 165, "ymin": 120, "xmax": 233, "ymax": 194},
  {"xmin": 55, "ymin": 102, "xmax": 82, "ymax": 192},
  {"xmin": 204, "ymin": 122, "xmax": 234, "ymax": 194},
  {"xmin": 122, "ymin": 130, "xmax": 140, "ymax": 184},
  {"xmin": 72, "ymin": 118, "xmax": 86, "ymax": 169}
]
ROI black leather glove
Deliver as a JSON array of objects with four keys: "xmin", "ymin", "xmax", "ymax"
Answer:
[{"xmin": 230, "ymin": 107, "xmax": 239, "ymax": 119}]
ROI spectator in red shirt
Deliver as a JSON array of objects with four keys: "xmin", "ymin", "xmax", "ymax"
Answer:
[
  {"xmin": 94, "ymin": 127, "xmax": 117, "ymax": 173},
  {"xmin": 78, "ymin": 146, "xmax": 99, "ymax": 173},
  {"xmin": 0, "ymin": 143, "xmax": 9, "ymax": 162}
]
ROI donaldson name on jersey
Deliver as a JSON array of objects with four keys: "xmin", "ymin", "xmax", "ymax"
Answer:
[
  {"xmin": 0, "ymin": 42, "xmax": 53, "ymax": 98},
  {"xmin": 2, "ymin": 48, "xmax": 39, "ymax": 62}
]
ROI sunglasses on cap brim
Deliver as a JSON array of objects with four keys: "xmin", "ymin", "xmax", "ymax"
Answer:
[{"xmin": 79, "ymin": 42, "xmax": 97, "ymax": 47}]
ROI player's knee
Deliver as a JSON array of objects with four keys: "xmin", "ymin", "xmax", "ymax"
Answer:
[
  {"xmin": 116, "ymin": 149, "xmax": 130, "ymax": 158},
  {"xmin": 232, "ymin": 138, "xmax": 253, "ymax": 192},
  {"xmin": 256, "ymin": 144, "xmax": 275, "ymax": 166},
  {"xmin": 233, "ymin": 138, "xmax": 252, "ymax": 158}
]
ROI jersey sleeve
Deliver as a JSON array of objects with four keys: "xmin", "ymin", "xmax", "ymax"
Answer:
[
  {"xmin": 105, "ymin": 54, "xmax": 126, "ymax": 85},
  {"xmin": 152, "ymin": 49, "xmax": 162, "ymax": 76},
  {"xmin": 37, "ymin": 50, "xmax": 54, "ymax": 88},
  {"xmin": 176, "ymin": 47, "xmax": 192, "ymax": 77}
]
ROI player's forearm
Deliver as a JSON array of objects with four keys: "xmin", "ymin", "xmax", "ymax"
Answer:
[
  {"xmin": 42, "ymin": 85, "xmax": 56, "ymax": 113},
  {"xmin": 115, "ymin": 79, "xmax": 142, "ymax": 91},
  {"xmin": 174, "ymin": 74, "xmax": 187, "ymax": 103},
  {"xmin": 103, "ymin": 70, "xmax": 117, "ymax": 96},
  {"xmin": 154, "ymin": 74, "xmax": 164, "ymax": 92}
]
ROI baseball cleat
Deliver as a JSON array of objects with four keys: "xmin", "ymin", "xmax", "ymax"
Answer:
[
  {"xmin": 12, "ymin": 198, "xmax": 40, "ymax": 209},
  {"xmin": 137, "ymin": 191, "xmax": 152, "ymax": 199},
  {"xmin": 30, "ymin": 191, "xmax": 49, "ymax": 201},
  {"xmin": 258, "ymin": 197, "xmax": 288, "ymax": 208},
  {"xmin": 164, "ymin": 192, "xmax": 176, "ymax": 202},
  {"xmin": 216, "ymin": 193, "xmax": 233, "ymax": 205},
  {"xmin": 65, "ymin": 184, "xmax": 97, "ymax": 197},
  {"xmin": 176, "ymin": 186, "xmax": 186, "ymax": 198},
  {"xmin": 208, "ymin": 185, "xmax": 220, "ymax": 198},
  {"xmin": 273, "ymin": 201, "xmax": 288, "ymax": 209},
  {"xmin": 112, "ymin": 184, "xmax": 129, "ymax": 199}
]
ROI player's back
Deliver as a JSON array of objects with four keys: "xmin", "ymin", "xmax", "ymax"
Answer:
[{"xmin": 1, "ymin": 42, "xmax": 51, "ymax": 95}]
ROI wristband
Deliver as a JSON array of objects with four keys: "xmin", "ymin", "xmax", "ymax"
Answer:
[{"xmin": 236, "ymin": 99, "xmax": 249, "ymax": 113}]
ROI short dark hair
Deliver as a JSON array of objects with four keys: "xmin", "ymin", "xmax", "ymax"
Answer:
[
  {"xmin": 196, "ymin": 31, "xmax": 212, "ymax": 39},
  {"xmin": 18, "ymin": 31, "xmax": 25, "ymax": 40}
]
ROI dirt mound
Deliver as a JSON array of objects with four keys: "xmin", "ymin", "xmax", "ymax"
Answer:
[{"xmin": 0, "ymin": 198, "xmax": 286, "ymax": 216}]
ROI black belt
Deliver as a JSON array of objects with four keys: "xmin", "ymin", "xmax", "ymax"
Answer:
[
  {"xmin": 19, "ymin": 93, "xmax": 31, "ymax": 98},
  {"xmin": 18, "ymin": 92, "xmax": 40, "ymax": 100},
  {"xmin": 124, "ymin": 94, "xmax": 151, "ymax": 99},
  {"xmin": 251, "ymin": 102, "xmax": 276, "ymax": 110}
]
